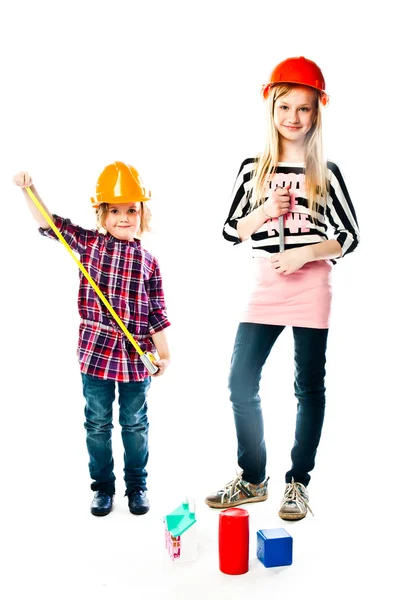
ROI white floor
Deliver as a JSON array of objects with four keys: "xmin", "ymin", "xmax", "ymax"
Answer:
[
  {"xmin": 2, "ymin": 354, "xmax": 397, "ymax": 600},
  {"xmin": 2, "ymin": 470, "xmax": 395, "ymax": 600}
]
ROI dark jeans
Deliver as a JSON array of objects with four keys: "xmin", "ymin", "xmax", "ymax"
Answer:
[
  {"xmin": 81, "ymin": 373, "xmax": 151, "ymax": 496},
  {"xmin": 229, "ymin": 323, "xmax": 328, "ymax": 487}
]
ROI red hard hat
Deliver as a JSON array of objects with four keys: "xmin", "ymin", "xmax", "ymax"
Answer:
[
  {"xmin": 90, "ymin": 161, "xmax": 151, "ymax": 208},
  {"xmin": 261, "ymin": 56, "xmax": 329, "ymax": 105}
]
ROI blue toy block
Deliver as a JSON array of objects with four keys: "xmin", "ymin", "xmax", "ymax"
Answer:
[{"xmin": 257, "ymin": 528, "xmax": 293, "ymax": 568}]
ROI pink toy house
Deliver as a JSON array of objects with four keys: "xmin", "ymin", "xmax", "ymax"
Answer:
[{"xmin": 164, "ymin": 498, "xmax": 197, "ymax": 562}]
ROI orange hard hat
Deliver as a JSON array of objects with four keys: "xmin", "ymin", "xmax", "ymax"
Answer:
[
  {"xmin": 90, "ymin": 161, "xmax": 151, "ymax": 208},
  {"xmin": 261, "ymin": 56, "xmax": 329, "ymax": 105}
]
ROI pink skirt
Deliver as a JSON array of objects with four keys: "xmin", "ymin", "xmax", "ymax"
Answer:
[{"xmin": 241, "ymin": 258, "xmax": 332, "ymax": 329}]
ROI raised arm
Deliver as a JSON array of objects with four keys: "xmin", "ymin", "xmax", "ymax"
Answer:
[{"xmin": 13, "ymin": 171, "xmax": 54, "ymax": 229}]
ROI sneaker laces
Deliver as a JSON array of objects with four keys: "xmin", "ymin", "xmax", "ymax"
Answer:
[
  {"xmin": 282, "ymin": 478, "xmax": 314, "ymax": 516},
  {"xmin": 219, "ymin": 474, "xmax": 268, "ymax": 503},
  {"xmin": 219, "ymin": 475, "xmax": 247, "ymax": 503}
]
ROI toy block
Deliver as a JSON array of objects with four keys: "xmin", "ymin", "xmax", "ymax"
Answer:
[
  {"xmin": 257, "ymin": 528, "xmax": 293, "ymax": 568},
  {"xmin": 219, "ymin": 508, "xmax": 249, "ymax": 575}
]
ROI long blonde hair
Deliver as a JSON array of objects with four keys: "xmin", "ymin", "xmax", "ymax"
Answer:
[{"xmin": 252, "ymin": 84, "xmax": 328, "ymax": 217}]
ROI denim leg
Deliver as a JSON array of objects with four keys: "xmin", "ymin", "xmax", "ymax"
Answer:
[
  {"xmin": 82, "ymin": 374, "xmax": 116, "ymax": 495},
  {"xmin": 285, "ymin": 327, "xmax": 329, "ymax": 486},
  {"xmin": 229, "ymin": 322, "xmax": 285, "ymax": 485},
  {"xmin": 118, "ymin": 377, "xmax": 151, "ymax": 495}
]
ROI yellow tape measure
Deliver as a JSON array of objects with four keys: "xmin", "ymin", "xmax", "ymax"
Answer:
[{"xmin": 26, "ymin": 186, "xmax": 158, "ymax": 375}]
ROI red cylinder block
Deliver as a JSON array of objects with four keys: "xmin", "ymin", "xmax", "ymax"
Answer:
[{"xmin": 218, "ymin": 508, "xmax": 249, "ymax": 575}]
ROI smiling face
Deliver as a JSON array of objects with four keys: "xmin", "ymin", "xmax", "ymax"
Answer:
[
  {"xmin": 104, "ymin": 202, "xmax": 142, "ymax": 241},
  {"xmin": 273, "ymin": 86, "xmax": 318, "ymax": 145}
]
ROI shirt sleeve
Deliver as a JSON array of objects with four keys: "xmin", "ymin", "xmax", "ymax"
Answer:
[
  {"xmin": 38, "ymin": 215, "xmax": 98, "ymax": 254},
  {"xmin": 222, "ymin": 159, "xmax": 255, "ymax": 245},
  {"xmin": 145, "ymin": 258, "xmax": 171, "ymax": 335},
  {"xmin": 326, "ymin": 162, "xmax": 360, "ymax": 258}
]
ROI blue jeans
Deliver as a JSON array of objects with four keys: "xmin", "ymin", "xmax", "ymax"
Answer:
[
  {"xmin": 229, "ymin": 323, "xmax": 328, "ymax": 487},
  {"xmin": 81, "ymin": 374, "xmax": 151, "ymax": 495}
]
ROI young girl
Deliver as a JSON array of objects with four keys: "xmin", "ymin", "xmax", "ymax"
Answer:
[
  {"xmin": 205, "ymin": 57, "xmax": 360, "ymax": 520},
  {"xmin": 13, "ymin": 161, "xmax": 171, "ymax": 517}
]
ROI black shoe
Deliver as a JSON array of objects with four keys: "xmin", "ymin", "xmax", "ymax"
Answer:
[
  {"xmin": 90, "ymin": 491, "xmax": 113, "ymax": 516},
  {"xmin": 128, "ymin": 490, "xmax": 150, "ymax": 515}
]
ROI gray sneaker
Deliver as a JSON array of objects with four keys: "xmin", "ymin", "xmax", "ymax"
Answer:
[
  {"xmin": 205, "ymin": 475, "xmax": 269, "ymax": 508},
  {"xmin": 278, "ymin": 478, "xmax": 314, "ymax": 521}
]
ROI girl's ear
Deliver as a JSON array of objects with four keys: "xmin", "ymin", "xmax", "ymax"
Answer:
[{"xmin": 320, "ymin": 93, "xmax": 329, "ymax": 106}]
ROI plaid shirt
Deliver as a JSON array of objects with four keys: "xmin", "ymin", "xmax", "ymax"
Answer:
[{"xmin": 40, "ymin": 215, "xmax": 170, "ymax": 382}]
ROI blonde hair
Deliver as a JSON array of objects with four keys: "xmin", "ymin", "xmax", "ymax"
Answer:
[
  {"xmin": 253, "ymin": 84, "xmax": 328, "ymax": 217},
  {"xmin": 95, "ymin": 202, "xmax": 151, "ymax": 237}
]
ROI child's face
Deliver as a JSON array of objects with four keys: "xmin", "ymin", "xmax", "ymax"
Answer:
[
  {"xmin": 104, "ymin": 202, "xmax": 142, "ymax": 241},
  {"xmin": 273, "ymin": 87, "xmax": 317, "ymax": 144}
]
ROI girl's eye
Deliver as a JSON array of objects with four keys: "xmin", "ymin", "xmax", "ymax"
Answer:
[
  {"xmin": 128, "ymin": 209, "xmax": 137, "ymax": 214},
  {"xmin": 280, "ymin": 106, "xmax": 288, "ymax": 110},
  {"xmin": 300, "ymin": 107, "xmax": 310, "ymax": 112},
  {"xmin": 110, "ymin": 209, "xmax": 118, "ymax": 214}
]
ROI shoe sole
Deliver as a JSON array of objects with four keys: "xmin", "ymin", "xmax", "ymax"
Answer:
[
  {"xmin": 129, "ymin": 507, "xmax": 150, "ymax": 515},
  {"xmin": 91, "ymin": 509, "xmax": 112, "ymax": 517},
  {"xmin": 278, "ymin": 511, "xmax": 306, "ymax": 521},
  {"xmin": 205, "ymin": 493, "xmax": 268, "ymax": 509}
]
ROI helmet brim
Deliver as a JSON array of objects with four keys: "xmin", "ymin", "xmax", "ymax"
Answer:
[
  {"xmin": 90, "ymin": 195, "xmax": 151, "ymax": 209},
  {"xmin": 261, "ymin": 82, "xmax": 329, "ymax": 105}
]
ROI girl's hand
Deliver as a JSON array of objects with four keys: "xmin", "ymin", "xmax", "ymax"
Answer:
[
  {"xmin": 270, "ymin": 246, "xmax": 313, "ymax": 275},
  {"xmin": 151, "ymin": 358, "xmax": 170, "ymax": 377},
  {"xmin": 263, "ymin": 184, "xmax": 291, "ymax": 218},
  {"xmin": 13, "ymin": 172, "xmax": 32, "ymax": 188}
]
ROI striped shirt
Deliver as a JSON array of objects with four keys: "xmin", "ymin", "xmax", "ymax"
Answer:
[
  {"xmin": 40, "ymin": 216, "xmax": 170, "ymax": 382},
  {"xmin": 223, "ymin": 159, "xmax": 360, "ymax": 260}
]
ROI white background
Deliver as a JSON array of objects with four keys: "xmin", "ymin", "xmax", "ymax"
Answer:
[{"xmin": 1, "ymin": 1, "xmax": 398, "ymax": 598}]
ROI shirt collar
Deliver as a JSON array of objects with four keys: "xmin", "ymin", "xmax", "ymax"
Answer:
[{"xmin": 103, "ymin": 232, "xmax": 141, "ymax": 248}]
